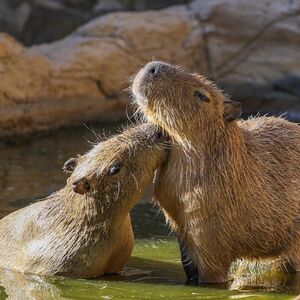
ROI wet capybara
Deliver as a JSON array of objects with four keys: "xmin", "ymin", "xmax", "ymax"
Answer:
[
  {"xmin": 132, "ymin": 61, "xmax": 300, "ymax": 283},
  {"xmin": 0, "ymin": 124, "xmax": 166, "ymax": 277}
]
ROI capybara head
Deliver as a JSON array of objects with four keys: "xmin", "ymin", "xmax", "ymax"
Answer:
[
  {"xmin": 132, "ymin": 61, "xmax": 242, "ymax": 142},
  {"xmin": 69, "ymin": 124, "xmax": 167, "ymax": 212}
]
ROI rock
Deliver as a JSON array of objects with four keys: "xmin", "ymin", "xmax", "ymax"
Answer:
[
  {"xmin": 0, "ymin": 0, "xmax": 300, "ymax": 137},
  {"xmin": 0, "ymin": 0, "xmax": 192, "ymax": 46},
  {"xmin": 21, "ymin": 3, "xmax": 88, "ymax": 46},
  {"xmin": 189, "ymin": 0, "xmax": 300, "ymax": 119},
  {"xmin": 0, "ymin": 1, "xmax": 31, "ymax": 40},
  {"xmin": 0, "ymin": 5, "xmax": 204, "ymax": 137},
  {"xmin": 93, "ymin": 0, "xmax": 124, "ymax": 14}
]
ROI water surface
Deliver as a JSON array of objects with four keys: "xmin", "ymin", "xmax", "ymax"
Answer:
[{"xmin": 0, "ymin": 122, "xmax": 298, "ymax": 300}]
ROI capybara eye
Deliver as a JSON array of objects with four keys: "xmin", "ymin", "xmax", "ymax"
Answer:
[
  {"xmin": 194, "ymin": 91, "xmax": 210, "ymax": 103},
  {"xmin": 108, "ymin": 163, "xmax": 123, "ymax": 176}
]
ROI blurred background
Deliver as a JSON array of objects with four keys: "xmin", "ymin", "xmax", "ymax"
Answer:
[{"xmin": 0, "ymin": 1, "xmax": 300, "ymax": 299}]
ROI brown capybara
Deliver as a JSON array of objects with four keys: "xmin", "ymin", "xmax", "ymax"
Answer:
[
  {"xmin": 0, "ymin": 123, "xmax": 166, "ymax": 277},
  {"xmin": 132, "ymin": 61, "xmax": 300, "ymax": 283}
]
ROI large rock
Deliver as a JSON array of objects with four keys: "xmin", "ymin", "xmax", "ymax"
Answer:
[
  {"xmin": 0, "ymin": 0, "xmax": 300, "ymax": 136},
  {"xmin": 0, "ymin": 5, "xmax": 204, "ymax": 137}
]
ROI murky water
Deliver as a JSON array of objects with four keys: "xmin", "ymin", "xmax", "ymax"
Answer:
[{"xmin": 0, "ymin": 122, "xmax": 299, "ymax": 300}]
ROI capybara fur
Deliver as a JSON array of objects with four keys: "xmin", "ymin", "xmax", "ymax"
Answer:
[
  {"xmin": 0, "ymin": 124, "xmax": 166, "ymax": 277},
  {"xmin": 132, "ymin": 61, "xmax": 300, "ymax": 283}
]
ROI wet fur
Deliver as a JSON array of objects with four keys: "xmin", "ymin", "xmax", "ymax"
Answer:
[
  {"xmin": 0, "ymin": 124, "xmax": 166, "ymax": 277},
  {"xmin": 132, "ymin": 61, "xmax": 300, "ymax": 283}
]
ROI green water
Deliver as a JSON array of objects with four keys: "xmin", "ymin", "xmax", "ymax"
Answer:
[{"xmin": 0, "ymin": 123, "xmax": 299, "ymax": 300}]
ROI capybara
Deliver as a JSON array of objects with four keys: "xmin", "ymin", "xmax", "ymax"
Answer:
[
  {"xmin": 0, "ymin": 124, "xmax": 166, "ymax": 277},
  {"xmin": 132, "ymin": 61, "xmax": 300, "ymax": 283}
]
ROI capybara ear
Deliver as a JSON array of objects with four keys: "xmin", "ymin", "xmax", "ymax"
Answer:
[
  {"xmin": 72, "ymin": 177, "xmax": 91, "ymax": 195},
  {"xmin": 63, "ymin": 157, "xmax": 78, "ymax": 173},
  {"xmin": 224, "ymin": 100, "xmax": 242, "ymax": 121}
]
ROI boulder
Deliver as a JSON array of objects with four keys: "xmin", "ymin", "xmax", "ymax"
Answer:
[
  {"xmin": 0, "ymin": 5, "xmax": 203, "ymax": 136},
  {"xmin": 0, "ymin": 0, "xmax": 300, "ymax": 136}
]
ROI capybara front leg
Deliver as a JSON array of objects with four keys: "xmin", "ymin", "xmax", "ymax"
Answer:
[{"xmin": 178, "ymin": 236, "xmax": 199, "ymax": 283}]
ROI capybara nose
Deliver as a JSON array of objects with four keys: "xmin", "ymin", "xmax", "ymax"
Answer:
[
  {"xmin": 72, "ymin": 177, "xmax": 91, "ymax": 195},
  {"xmin": 144, "ymin": 61, "xmax": 164, "ymax": 77},
  {"xmin": 148, "ymin": 65, "xmax": 158, "ymax": 75},
  {"xmin": 132, "ymin": 61, "xmax": 168, "ymax": 99}
]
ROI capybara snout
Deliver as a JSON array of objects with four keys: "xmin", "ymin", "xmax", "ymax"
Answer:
[
  {"xmin": 141, "ymin": 61, "xmax": 167, "ymax": 80},
  {"xmin": 72, "ymin": 177, "xmax": 91, "ymax": 195},
  {"xmin": 132, "ymin": 61, "xmax": 168, "ymax": 101}
]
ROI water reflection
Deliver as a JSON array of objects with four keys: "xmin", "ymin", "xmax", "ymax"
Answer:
[
  {"xmin": 0, "ymin": 255, "xmax": 298, "ymax": 300},
  {"xmin": 0, "ymin": 270, "xmax": 65, "ymax": 300},
  {"xmin": 231, "ymin": 271, "xmax": 300, "ymax": 294}
]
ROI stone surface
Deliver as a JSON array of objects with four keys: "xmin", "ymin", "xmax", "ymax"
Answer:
[
  {"xmin": 0, "ymin": 0, "xmax": 300, "ymax": 136},
  {"xmin": 0, "ymin": 0, "xmax": 191, "ymax": 46},
  {"xmin": 0, "ymin": 4, "xmax": 204, "ymax": 136},
  {"xmin": 191, "ymin": 0, "xmax": 300, "ymax": 120}
]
